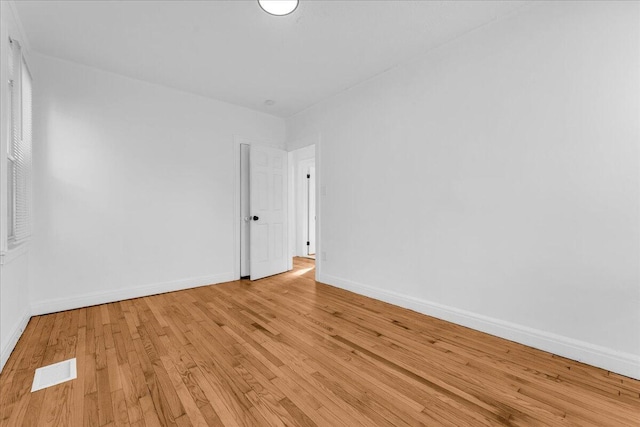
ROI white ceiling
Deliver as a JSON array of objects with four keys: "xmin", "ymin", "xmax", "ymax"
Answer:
[{"xmin": 14, "ymin": 0, "xmax": 528, "ymax": 117}]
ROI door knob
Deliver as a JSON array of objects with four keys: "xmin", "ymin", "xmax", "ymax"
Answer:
[{"xmin": 252, "ymin": 216, "xmax": 259, "ymax": 221}]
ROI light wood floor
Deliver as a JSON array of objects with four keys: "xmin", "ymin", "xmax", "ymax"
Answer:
[{"xmin": 1, "ymin": 258, "xmax": 639, "ymax": 426}]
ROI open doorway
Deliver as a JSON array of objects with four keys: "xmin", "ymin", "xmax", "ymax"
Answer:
[
  {"xmin": 289, "ymin": 145, "xmax": 316, "ymax": 261},
  {"xmin": 304, "ymin": 164, "xmax": 316, "ymax": 259},
  {"xmin": 235, "ymin": 138, "xmax": 317, "ymax": 281}
]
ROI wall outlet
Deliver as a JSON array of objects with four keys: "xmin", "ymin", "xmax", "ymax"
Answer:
[{"xmin": 321, "ymin": 251, "xmax": 327, "ymax": 261}]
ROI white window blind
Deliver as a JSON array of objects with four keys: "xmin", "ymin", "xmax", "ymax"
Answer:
[{"xmin": 7, "ymin": 38, "xmax": 32, "ymax": 245}]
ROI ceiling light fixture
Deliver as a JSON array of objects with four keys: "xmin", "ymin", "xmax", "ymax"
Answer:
[{"xmin": 258, "ymin": 0, "xmax": 299, "ymax": 16}]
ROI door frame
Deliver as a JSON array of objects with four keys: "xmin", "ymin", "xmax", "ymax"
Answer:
[
  {"xmin": 233, "ymin": 136, "xmax": 246, "ymax": 280},
  {"xmin": 298, "ymin": 158, "xmax": 315, "ymax": 257},
  {"xmin": 287, "ymin": 134, "xmax": 322, "ymax": 278},
  {"xmin": 306, "ymin": 164, "xmax": 316, "ymax": 256},
  {"xmin": 234, "ymin": 134, "xmax": 321, "ymax": 280}
]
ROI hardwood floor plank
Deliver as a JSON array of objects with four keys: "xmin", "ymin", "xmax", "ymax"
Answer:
[
  {"xmin": 118, "ymin": 362, "xmax": 144, "ymax": 425},
  {"xmin": 111, "ymin": 389, "xmax": 131, "ymax": 426},
  {"xmin": 83, "ymin": 391, "xmax": 99, "ymax": 427},
  {"xmin": 96, "ymin": 364, "xmax": 115, "ymax": 425},
  {"xmin": 278, "ymin": 396, "xmax": 317, "ymax": 427}
]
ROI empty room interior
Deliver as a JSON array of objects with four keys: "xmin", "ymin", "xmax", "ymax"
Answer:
[{"xmin": 1, "ymin": 0, "xmax": 639, "ymax": 425}]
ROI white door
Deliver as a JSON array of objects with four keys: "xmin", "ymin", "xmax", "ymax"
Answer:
[
  {"xmin": 307, "ymin": 166, "xmax": 316, "ymax": 255},
  {"xmin": 250, "ymin": 145, "xmax": 288, "ymax": 280}
]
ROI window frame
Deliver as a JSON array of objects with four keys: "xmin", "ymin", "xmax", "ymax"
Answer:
[{"xmin": 5, "ymin": 36, "xmax": 31, "ymax": 250}]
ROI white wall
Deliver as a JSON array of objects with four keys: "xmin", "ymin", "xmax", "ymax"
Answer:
[
  {"xmin": 29, "ymin": 53, "xmax": 285, "ymax": 314},
  {"xmin": 0, "ymin": 1, "xmax": 33, "ymax": 372},
  {"xmin": 286, "ymin": 1, "xmax": 640, "ymax": 378}
]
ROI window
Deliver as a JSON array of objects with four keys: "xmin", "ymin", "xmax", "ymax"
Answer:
[{"xmin": 7, "ymin": 38, "xmax": 32, "ymax": 246}]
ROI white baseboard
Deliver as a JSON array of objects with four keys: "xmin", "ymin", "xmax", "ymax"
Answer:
[
  {"xmin": 0, "ymin": 306, "xmax": 31, "ymax": 373},
  {"xmin": 317, "ymin": 272, "xmax": 640, "ymax": 380},
  {"xmin": 30, "ymin": 272, "xmax": 235, "ymax": 316}
]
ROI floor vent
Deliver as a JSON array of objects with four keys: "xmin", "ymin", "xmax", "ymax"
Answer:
[{"xmin": 31, "ymin": 358, "xmax": 77, "ymax": 392}]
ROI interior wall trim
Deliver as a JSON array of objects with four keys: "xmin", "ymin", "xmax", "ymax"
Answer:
[
  {"xmin": 317, "ymin": 272, "xmax": 640, "ymax": 380},
  {"xmin": 30, "ymin": 272, "xmax": 235, "ymax": 316},
  {"xmin": 0, "ymin": 306, "xmax": 31, "ymax": 373}
]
